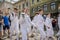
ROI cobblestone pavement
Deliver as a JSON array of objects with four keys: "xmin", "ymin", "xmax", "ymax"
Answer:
[
  {"xmin": 2, "ymin": 29, "xmax": 59, "ymax": 40},
  {"xmin": 3, "ymin": 33, "xmax": 58, "ymax": 40}
]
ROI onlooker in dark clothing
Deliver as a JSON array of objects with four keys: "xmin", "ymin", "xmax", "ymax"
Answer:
[
  {"xmin": 52, "ymin": 19, "xmax": 57, "ymax": 28},
  {"xmin": 0, "ymin": 10, "xmax": 3, "ymax": 40},
  {"xmin": 52, "ymin": 18, "xmax": 57, "ymax": 32}
]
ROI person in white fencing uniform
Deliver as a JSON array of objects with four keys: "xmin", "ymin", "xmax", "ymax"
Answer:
[
  {"xmin": 19, "ymin": 8, "xmax": 32, "ymax": 40},
  {"xmin": 10, "ymin": 8, "xmax": 19, "ymax": 40},
  {"xmin": 45, "ymin": 13, "xmax": 54, "ymax": 39},
  {"xmin": 32, "ymin": 9, "xmax": 46, "ymax": 40},
  {"xmin": 32, "ymin": 12, "xmax": 40, "ymax": 40},
  {"xmin": 58, "ymin": 13, "xmax": 60, "ymax": 29},
  {"xmin": 56, "ymin": 13, "xmax": 60, "ymax": 36},
  {"xmin": 32, "ymin": 12, "xmax": 39, "ymax": 27},
  {"xmin": 32, "ymin": 12, "xmax": 39, "ymax": 33}
]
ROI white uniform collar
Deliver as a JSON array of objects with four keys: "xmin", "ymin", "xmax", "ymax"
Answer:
[
  {"xmin": 39, "ymin": 14, "xmax": 42, "ymax": 16},
  {"xmin": 13, "ymin": 12, "xmax": 16, "ymax": 14},
  {"xmin": 21, "ymin": 12, "xmax": 25, "ymax": 15}
]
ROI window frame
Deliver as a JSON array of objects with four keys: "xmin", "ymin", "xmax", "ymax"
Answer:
[
  {"xmin": 32, "ymin": 8, "xmax": 35, "ymax": 13},
  {"xmin": 22, "ymin": 3, "xmax": 25, "ymax": 9},
  {"xmin": 32, "ymin": 0, "xmax": 34, "ymax": 4},
  {"xmin": 50, "ymin": 2, "xmax": 56, "ymax": 10},
  {"xmin": 37, "ymin": 0, "xmax": 39, "ymax": 2},
  {"xmin": 43, "ymin": 4, "xmax": 48, "ymax": 11},
  {"xmin": 26, "ymin": 2, "xmax": 28, "ymax": 7}
]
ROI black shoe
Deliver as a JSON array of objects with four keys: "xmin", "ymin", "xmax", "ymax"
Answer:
[
  {"xmin": 30, "ymin": 34, "xmax": 34, "ymax": 38},
  {"xmin": 0, "ymin": 38, "xmax": 4, "ymax": 40},
  {"xmin": 7, "ymin": 36, "xmax": 10, "ymax": 38}
]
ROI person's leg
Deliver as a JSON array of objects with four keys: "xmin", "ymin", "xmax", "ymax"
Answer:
[
  {"xmin": 10, "ymin": 26, "xmax": 13, "ymax": 40},
  {"xmin": 22, "ymin": 31, "xmax": 27, "ymax": 40},
  {"xmin": 3, "ymin": 26, "xmax": 6, "ymax": 36},
  {"xmin": 0, "ymin": 25, "xmax": 3, "ymax": 39},
  {"xmin": 7, "ymin": 25, "xmax": 10, "ymax": 34},
  {"xmin": 21, "ymin": 28, "xmax": 27, "ymax": 40},
  {"xmin": 16, "ymin": 33, "xmax": 19, "ymax": 40},
  {"xmin": 7, "ymin": 25, "xmax": 10, "ymax": 38},
  {"xmin": 39, "ymin": 28, "xmax": 46, "ymax": 40},
  {"xmin": 15, "ymin": 24, "xmax": 20, "ymax": 40}
]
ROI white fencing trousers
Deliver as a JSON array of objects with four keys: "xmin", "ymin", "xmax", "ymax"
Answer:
[
  {"xmin": 46, "ymin": 28, "xmax": 54, "ymax": 37},
  {"xmin": 58, "ymin": 17, "xmax": 60, "ymax": 29},
  {"xmin": 38, "ymin": 27, "xmax": 46, "ymax": 40},
  {"xmin": 21, "ymin": 25, "xmax": 27, "ymax": 40},
  {"xmin": 10, "ymin": 23, "xmax": 19, "ymax": 40},
  {"xmin": 58, "ymin": 23, "xmax": 60, "ymax": 30},
  {"xmin": 27, "ymin": 26, "xmax": 31, "ymax": 34}
]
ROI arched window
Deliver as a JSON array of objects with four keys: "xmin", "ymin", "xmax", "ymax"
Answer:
[
  {"xmin": 51, "ymin": 2, "xmax": 56, "ymax": 10},
  {"xmin": 37, "ymin": 6, "xmax": 40, "ymax": 11},
  {"xmin": 32, "ymin": 8, "xmax": 35, "ymax": 13},
  {"xmin": 26, "ymin": 2, "xmax": 28, "ymax": 7},
  {"xmin": 32, "ymin": 0, "xmax": 34, "ymax": 4},
  {"xmin": 43, "ymin": 4, "xmax": 47, "ymax": 11}
]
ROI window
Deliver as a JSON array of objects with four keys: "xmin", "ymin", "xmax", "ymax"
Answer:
[
  {"xmin": 19, "ymin": 5, "xmax": 21, "ymax": 9},
  {"xmin": 43, "ymin": 5, "xmax": 47, "ymax": 11},
  {"xmin": 51, "ymin": 3, "xmax": 56, "ymax": 10},
  {"xmin": 16, "ymin": 6, "xmax": 19, "ymax": 9},
  {"xmin": 32, "ymin": 0, "xmax": 34, "ymax": 4},
  {"xmin": 37, "ymin": 0, "xmax": 39, "ymax": 2},
  {"xmin": 16, "ymin": 6, "xmax": 18, "ymax": 8},
  {"xmin": 37, "ymin": 6, "xmax": 40, "ymax": 11},
  {"xmin": 26, "ymin": 2, "xmax": 28, "ymax": 7},
  {"xmin": 36, "ymin": 6, "xmax": 40, "ymax": 11},
  {"xmin": 22, "ymin": 4, "xmax": 25, "ymax": 8},
  {"xmin": 0, "ymin": 0, "xmax": 4, "ymax": 2},
  {"xmin": 32, "ymin": 8, "xmax": 35, "ymax": 13},
  {"xmin": 18, "ymin": 11, "xmax": 21, "ymax": 19}
]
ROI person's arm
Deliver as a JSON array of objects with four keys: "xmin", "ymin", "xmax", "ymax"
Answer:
[
  {"xmin": 19, "ymin": 14, "xmax": 24, "ymax": 24},
  {"xmin": 32, "ymin": 16, "xmax": 38, "ymax": 27},
  {"xmin": 2, "ymin": 19, "xmax": 4, "ymax": 25},
  {"xmin": 0, "ymin": 21, "xmax": 3, "ymax": 23},
  {"xmin": 27, "ymin": 16, "xmax": 32, "ymax": 26},
  {"xmin": 58, "ymin": 17, "xmax": 60, "ymax": 26},
  {"xmin": 0, "ymin": 16, "xmax": 4, "ymax": 23},
  {"xmin": 44, "ymin": 19, "xmax": 50, "ymax": 29},
  {"xmin": 0, "ymin": 19, "xmax": 4, "ymax": 25},
  {"xmin": 10, "ymin": 13, "xmax": 14, "ymax": 21}
]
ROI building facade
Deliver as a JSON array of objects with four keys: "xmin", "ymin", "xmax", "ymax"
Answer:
[
  {"xmin": 13, "ymin": 0, "xmax": 60, "ymax": 18},
  {"xmin": 13, "ymin": 0, "xmax": 31, "ymax": 15},
  {"xmin": 0, "ymin": 1, "xmax": 13, "ymax": 15},
  {"xmin": 30, "ymin": 0, "xmax": 60, "ymax": 18}
]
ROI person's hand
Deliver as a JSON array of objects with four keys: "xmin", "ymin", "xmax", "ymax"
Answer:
[
  {"xmin": 35, "ymin": 27, "xmax": 37, "ymax": 29},
  {"xmin": 48, "ymin": 27, "xmax": 50, "ymax": 29}
]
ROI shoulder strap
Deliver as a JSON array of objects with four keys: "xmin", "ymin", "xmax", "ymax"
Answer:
[{"xmin": 12, "ymin": 13, "xmax": 14, "ymax": 16}]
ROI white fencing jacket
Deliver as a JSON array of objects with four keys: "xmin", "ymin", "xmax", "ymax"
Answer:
[
  {"xmin": 32, "ymin": 14, "xmax": 46, "ymax": 38},
  {"xmin": 45, "ymin": 17, "xmax": 54, "ymax": 37}
]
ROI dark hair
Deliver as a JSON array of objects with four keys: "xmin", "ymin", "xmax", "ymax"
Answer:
[
  {"xmin": 35, "ymin": 12, "xmax": 39, "ymax": 15},
  {"xmin": 14, "ymin": 8, "xmax": 18, "ymax": 10},
  {"xmin": 39, "ymin": 9, "xmax": 43, "ymax": 12},
  {"xmin": 8, "ymin": 8, "xmax": 10, "ymax": 9}
]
